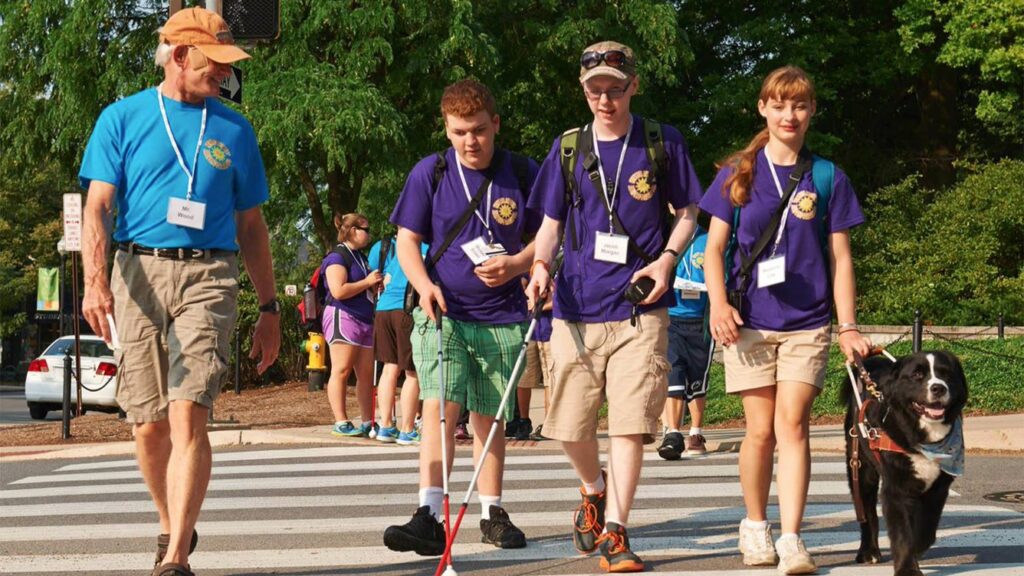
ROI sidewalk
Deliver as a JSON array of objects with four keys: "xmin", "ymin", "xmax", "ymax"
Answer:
[{"xmin": 2, "ymin": 412, "xmax": 1019, "ymax": 462}]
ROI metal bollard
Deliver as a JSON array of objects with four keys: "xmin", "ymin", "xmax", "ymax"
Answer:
[
  {"xmin": 62, "ymin": 349, "xmax": 72, "ymax": 439},
  {"xmin": 998, "ymin": 314, "xmax": 1005, "ymax": 340},
  {"xmin": 912, "ymin": 309, "xmax": 923, "ymax": 353}
]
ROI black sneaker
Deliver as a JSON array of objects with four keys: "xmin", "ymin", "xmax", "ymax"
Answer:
[
  {"xmin": 383, "ymin": 505, "xmax": 446, "ymax": 556},
  {"xmin": 480, "ymin": 505, "xmax": 526, "ymax": 548},
  {"xmin": 573, "ymin": 471, "xmax": 606, "ymax": 554},
  {"xmin": 658, "ymin": 431, "xmax": 684, "ymax": 461},
  {"xmin": 505, "ymin": 418, "xmax": 520, "ymax": 438},
  {"xmin": 514, "ymin": 417, "xmax": 533, "ymax": 441},
  {"xmin": 598, "ymin": 522, "xmax": 644, "ymax": 572}
]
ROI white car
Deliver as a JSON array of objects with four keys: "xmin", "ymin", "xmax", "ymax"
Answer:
[{"xmin": 24, "ymin": 335, "xmax": 119, "ymax": 420}]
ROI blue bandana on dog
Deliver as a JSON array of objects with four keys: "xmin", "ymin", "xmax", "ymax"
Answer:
[{"xmin": 917, "ymin": 417, "xmax": 964, "ymax": 477}]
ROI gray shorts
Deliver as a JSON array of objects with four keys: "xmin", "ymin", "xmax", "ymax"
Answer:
[{"xmin": 111, "ymin": 249, "xmax": 239, "ymax": 423}]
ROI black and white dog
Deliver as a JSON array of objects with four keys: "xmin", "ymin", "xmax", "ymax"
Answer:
[{"xmin": 843, "ymin": 350, "xmax": 968, "ymax": 576}]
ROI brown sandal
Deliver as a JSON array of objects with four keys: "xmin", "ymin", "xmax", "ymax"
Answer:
[
  {"xmin": 154, "ymin": 530, "xmax": 198, "ymax": 567},
  {"xmin": 152, "ymin": 563, "xmax": 194, "ymax": 576}
]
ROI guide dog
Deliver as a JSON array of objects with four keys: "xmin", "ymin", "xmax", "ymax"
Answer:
[{"xmin": 843, "ymin": 350, "xmax": 968, "ymax": 576}]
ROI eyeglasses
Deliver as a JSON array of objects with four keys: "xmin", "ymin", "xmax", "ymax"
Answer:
[
  {"xmin": 354, "ymin": 225, "xmax": 370, "ymax": 233},
  {"xmin": 580, "ymin": 50, "xmax": 634, "ymax": 71},
  {"xmin": 582, "ymin": 84, "xmax": 631, "ymax": 101}
]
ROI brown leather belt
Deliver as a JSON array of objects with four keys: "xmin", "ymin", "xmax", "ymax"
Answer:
[{"xmin": 117, "ymin": 242, "xmax": 236, "ymax": 260}]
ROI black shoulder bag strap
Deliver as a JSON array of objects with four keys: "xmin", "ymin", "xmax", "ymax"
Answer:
[
  {"xmin": 732, "ymin": 151, "xmax": 813, "ymax": 296},
  {"xmin": 378, "ymin": 237, "xmax": 392, "ymax": 271},
  {"xmin": 577, "ymin": 123, "xmax": 657, "ymax": 264}
]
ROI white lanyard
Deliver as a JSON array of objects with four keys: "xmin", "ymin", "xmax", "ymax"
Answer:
[
  {"xmin": 592, "ymin": 116, "xmax": 633, "ymax": 233},
  {"xmin": 764, "ymin": 147, "xmax": 793, "ymax": 257},
  {"xmin": 157, "ymin": 84, "xmax": 207, "ymax": 201},
  {"xmin": 681, "ymin": 242, "xmax": 694, "ymax": 278},
  {"xmin": 340, "ymin": 244, "xmax": 375, "ymax": 304},
  {"xmin": 455, "ymin": 157, "xmax": 494, "ymax": 243}
]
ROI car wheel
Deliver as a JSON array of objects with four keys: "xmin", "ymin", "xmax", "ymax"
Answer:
[{"xmin": 28, "ymin": 402, "xmax": 48, "ymax": 420}]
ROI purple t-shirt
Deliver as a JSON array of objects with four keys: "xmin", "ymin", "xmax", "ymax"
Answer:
[
  {"xmin": 390, "ymin": 148, "xmax": 541, "ymax": 323},
  {"xmin": 532, "ymin": 311, "xmax": 553, "ymax": 343},
  {"xmin": 320, "ymin": 244, "xmax": 375, "ymax": 323},
  {"xmin": 527, "ymin": 116, "xmax": 704, "ymax": 322},
  {"xmin": 699, "ymin": 150, "xmax": 865, "ymax": 331}
]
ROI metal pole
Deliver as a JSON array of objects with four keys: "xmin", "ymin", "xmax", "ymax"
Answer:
[
  {"xmin": 59, "ymin": 252, "xmax": 65, "ymax": 337},
  {"xmin": 234, "ymin": 321, "xmax": 241, "ymax": 395},
  {"xmin": 912, "ymin": 309, "xmax": 923, "ymax": 353},
  {"xmin": 998, "ymin": 314, "xmax": 1005, "ymax": 340},
  {"xmin": 62, "ymin": 349, "xmax": 72, "ymax": 439},
  {"xmin": 205, "ymin": 0, "xmax": 222, "ymax": 14},
  {"xmin": 71, "ymin": 252, "xmax": 83, "ymax": 415}
]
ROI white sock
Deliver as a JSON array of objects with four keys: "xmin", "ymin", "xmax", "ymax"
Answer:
[
  {"xmin": 689, "ymin": 426, "xmax": 702, "ymax": 436},
  {"xmin": 668, "ymin": 428, "xmax": 681, "ymax": 434},
  {"xmin": 334, "ymin": 420, "xmax": 350, "ymax": 427},
  {"xmin": 419, "ymin": 487, "xmax": 443, "ymax": 520},
  {"xmin": 603, "ymin": 517, "xmax": 624, "ymax": 532},
  {"xmin": 742, "ymin": 518, "xmax": 769, "ymax": 530},
  {"xmin": 778, "ymin": 532, "xmax": 799, "ymax": 543},
  {"xmin": 479, "ymin": 495, "xmax": 501, "ymax": 520},
  {"xmin": 582, "ymin": 473, "xmax": 606, "ymax": 495}
]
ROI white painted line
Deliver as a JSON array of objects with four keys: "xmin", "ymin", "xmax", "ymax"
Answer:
[
  {"xmin": 530, "ymin": 566, "xmax": 1024, "ymax": 576},
  {"xmin": 0, "ymin": 504, "xmax": 1017, "ymax": 543},
  {"xmin": 0, "ymin": 462, "xmax": 851, "ymax": 498},
  {"xmin": 0, "ymin": 481, "xmax": 856, "ymax": 517},
  {"xmin": 0, "ymin": 532, "xmax": 1021, "ymax": 572}
]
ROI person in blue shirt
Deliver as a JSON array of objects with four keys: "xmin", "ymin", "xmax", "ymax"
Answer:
[
  {"xmin": 367, "ymin": 236, "xmax": 428, "ymax": 444},
  {"xmin": 658, "ymin": 226, "xmax": 715, "ymax": 461},
  {"xmin": 78, "ymin": 8, "xmax": 279, "ymax": 574}
]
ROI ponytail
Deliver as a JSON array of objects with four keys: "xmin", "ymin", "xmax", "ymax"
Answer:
[{"xmin": 719, "ymin": 128, "xmax": 770, "ymax": 208}]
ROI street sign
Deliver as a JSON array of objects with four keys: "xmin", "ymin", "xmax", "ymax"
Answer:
[
  {"xmin": 62, "ymin": 194, "xmax": 82, "ymax": 252},
  {"xmin": 220, "ymin": 66, "xmax": 242, "ymax": 104},
  {"xmin": 284, "ymin": 285, "xmax": 298, "ymax": 297}
]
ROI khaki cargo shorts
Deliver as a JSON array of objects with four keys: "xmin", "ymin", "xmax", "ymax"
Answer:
[
  {"xmin": 518, "ymin": 340, "xmax": 544, "ymax": 389},
  {"xmin": 722, "ymin": 325, "xmax": 831, "ymax": 393},
  {"xmin": 544, "ymin": 309, "xmax": 670, "ymax": 444},
  {"xmin": 111, "ymin": 249, "xmax": 239, "ymax": 423}
]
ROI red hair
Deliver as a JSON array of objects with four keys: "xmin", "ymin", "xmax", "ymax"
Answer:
[
  {"xmin": 440, "ymin": 79, "xmax": 497, "ymax": 119},
  {"xmin": 719, "ymin": 66, "xmax": 816, "ymax": 207}
]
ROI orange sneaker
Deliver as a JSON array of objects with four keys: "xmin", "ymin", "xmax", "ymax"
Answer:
[{"xmin": 597, "ymin": 522, "xmax": 644, "ymax": 572}]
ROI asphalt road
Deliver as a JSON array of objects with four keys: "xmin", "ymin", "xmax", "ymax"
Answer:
[
  {"xmin": 0, "ymin": 386, "xmax": 42, "ymax": 425},
  {"xmin": 1, "ymin": 439, "xmax": 1022, "ymax": 575}
]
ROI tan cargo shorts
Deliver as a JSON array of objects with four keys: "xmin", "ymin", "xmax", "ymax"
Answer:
[
  {"xmin": 722, "ymin": 325, "xmax": 832, "ymax": 393},
  {"xmin": 111, "ymin": 249, "xmax": 239, "ymax": 423},
  {"xmin": 544, "ymin": 309, "xmax": 670, "ymax": 444},
  {"xmin": 518, "ymin": 340, "xmax": 544, "ymax": 389}
]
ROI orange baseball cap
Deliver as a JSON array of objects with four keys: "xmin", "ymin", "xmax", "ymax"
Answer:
[{"xmin": 159, "ymin": 7, "xmax": 250, "ymax": 64}]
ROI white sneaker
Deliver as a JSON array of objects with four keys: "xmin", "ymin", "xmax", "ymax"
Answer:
[
  {"xmin": 738, "ymin": 519, "xmax": 779, "ymax": 566},
  {"xmin": 776, "ymin": 534, "xmax": 817, "ymax": 574}
]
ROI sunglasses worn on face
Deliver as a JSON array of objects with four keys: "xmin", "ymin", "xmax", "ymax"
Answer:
[
  {"xmin": 583, "ymin": 84, "xmax": 631, "ymax": 101},
  {"xmin": 354, "ymin": 225, "xmax": 370, "ymax": 233},
  {"xmin": 580, "ymin": 50, "xmax": 633, "ymax": 71}
]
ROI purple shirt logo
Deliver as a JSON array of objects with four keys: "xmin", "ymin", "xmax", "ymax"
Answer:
[{"xmin": 627, "ymin": 169, "xmax": 656, "ymax": 201}]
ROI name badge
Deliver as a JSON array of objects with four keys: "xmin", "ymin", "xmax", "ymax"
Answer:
[
  {"xmin": 167, "ymin": 197, "xmax": 206, "ymax": 230},
  {"xmin": 673, "ymin": 277, "xmax": 707, "ymax": 292},
  {"xmin": 461, "ymin": 236, "xmax": 491, "ymax": 265},
  {"xmin": 757, "ymin": 255, "xmax": 786, "ymax": 288},
  {"xmin": 594, "ymin": 232, "xmax": 629, "ymax": 264},
  {"xmin": 484, "ymin": 242, "xmax": 508, "ymax": 259},
  {"xmin": 679, "ymin": 290, "xmax": 701, "ymax": 300}
]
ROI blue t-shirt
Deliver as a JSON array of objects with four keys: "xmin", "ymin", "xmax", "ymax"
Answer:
[
  {"xmin": 367, "ymin": 238, "xmax": 429, "ymax": 312},
  {"xmin": 668, "ymin": 228, "xmax": 709, "ymax": 319},
  {"xmin": 390, "ymin": 148, "xmax": 542, "ymax": 324},
  {"xmin": 79, "ymin": 87, "xmax": 269, "ymax": 250},
  {"xmin": 320, "ymin": 244, "xmax": 375, "ymax": 323}
]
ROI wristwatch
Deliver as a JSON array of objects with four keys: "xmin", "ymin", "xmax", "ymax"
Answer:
[{"xmin": 258, "ymin": 297, "xmax": 281, "ymax": 314}]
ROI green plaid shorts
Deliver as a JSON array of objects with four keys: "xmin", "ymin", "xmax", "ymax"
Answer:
[{"xmin": 411, "ymin": 307, "xmax": 526, "ymax": 421}]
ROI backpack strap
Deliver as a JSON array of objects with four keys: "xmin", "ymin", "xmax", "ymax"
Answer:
[
  {"xmin": 378, "ymin": 237, "xmax": 392, "ymax": 271},
  {"xmin": 559, "ymin": 127, "xmax": 582, "ymax": 252},
  {"xmin": 332, "ymin": 243, "xmax": 356, "ymax": 269},
  {"xmin": 642, "ymin": 118, "xmax": 666, "ymax": 188},
  {"xmin": 811, "ymin": 155, "xmax": 835, "ymax": 251},
  {"xmin": 430, "ymin": 151, "xmax": 447, "ymax": 196}
]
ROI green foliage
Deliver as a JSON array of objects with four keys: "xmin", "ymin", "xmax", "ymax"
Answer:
[
  {"xmin": 700, "ymin": 337, "xmax": 1024, "ymax": 425},
  {"xmin": 854, "ymin": 160, "xmax": 1024, "ymax": 325}
]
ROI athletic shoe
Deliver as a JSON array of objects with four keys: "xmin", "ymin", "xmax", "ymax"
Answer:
[
  {"xmin": 479, "ymin": 505, "xmax": 526, "ymax": 548},
  {"xmin": 454, "ymin": 422, "xmax": 472, "ymax": 440},
  {"xmin": 686, "ymin": 433, "xmax": 707, "ymax": 455},
  {"xmin": 331, "ymin": 421, "xmax": 364, "ymax": 437},
  {"xmin": 776, "ymin": 534, "xmax": 817, "ymax": 574},
  {"xmin": 597, "ymin": 522, "xmax": 644, "ymax": 572},
  {"xmin": 529, "ymin": 423, "xmax": 545, "ymax": 441},
  {"xmin": 396, "ymin": 430, "xmax": 421, "ymax": 446},
  {"xmin": 573, "ymin": 471, "xmax": 607, "ymax": 554},
  {"xmin": 504, "ymin": 418, "xmax": 520, "ymax": 438},
  {"xmin": 658, "ymin": 431, "xmax": 684, "ymax": 460},
  {"xmin": 738, "ymin": 519, "xmax": 779, "ymax": 566},
  {"xmin": 383, "ymin": 505, "xmax": 446, "ymax": 556},
  {"xmin": 377, "ymin": 426, "xmax": 399, "ymax": 443},
  {"xmin": 514, "ymin": 417, "xmax": 533, "ymax": 441}
]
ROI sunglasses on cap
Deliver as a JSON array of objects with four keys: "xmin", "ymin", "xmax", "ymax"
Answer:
[{"xmin": 580, "ymin": 50, "xmax": 634, "ymax": 70}]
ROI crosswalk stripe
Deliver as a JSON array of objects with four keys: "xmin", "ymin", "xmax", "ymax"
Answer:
[
  {"xmin": 531, "ymin": 567, "xmax": 1024, "ymax": 576},
  {"xmin": 0, "ymin": 462, "xmax": 851, "ymax": 498},
  {"xmin": 0, "ymin": 504, "xmax": 1017, "ymax": 543},
  {"xmin": 0, "ymin": 480, "xmax": 858, "ymax": 518},
  {"xmin": 50, "ymin": 446, "xmax": 739, "ymax": 473},
  {"xmin": 2, "ymin": 529, "xmax": 1022, "ymax": 572},
  {"xmin": 16, "ymin": 453, "xmax": 769, "ymax": 485}
]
